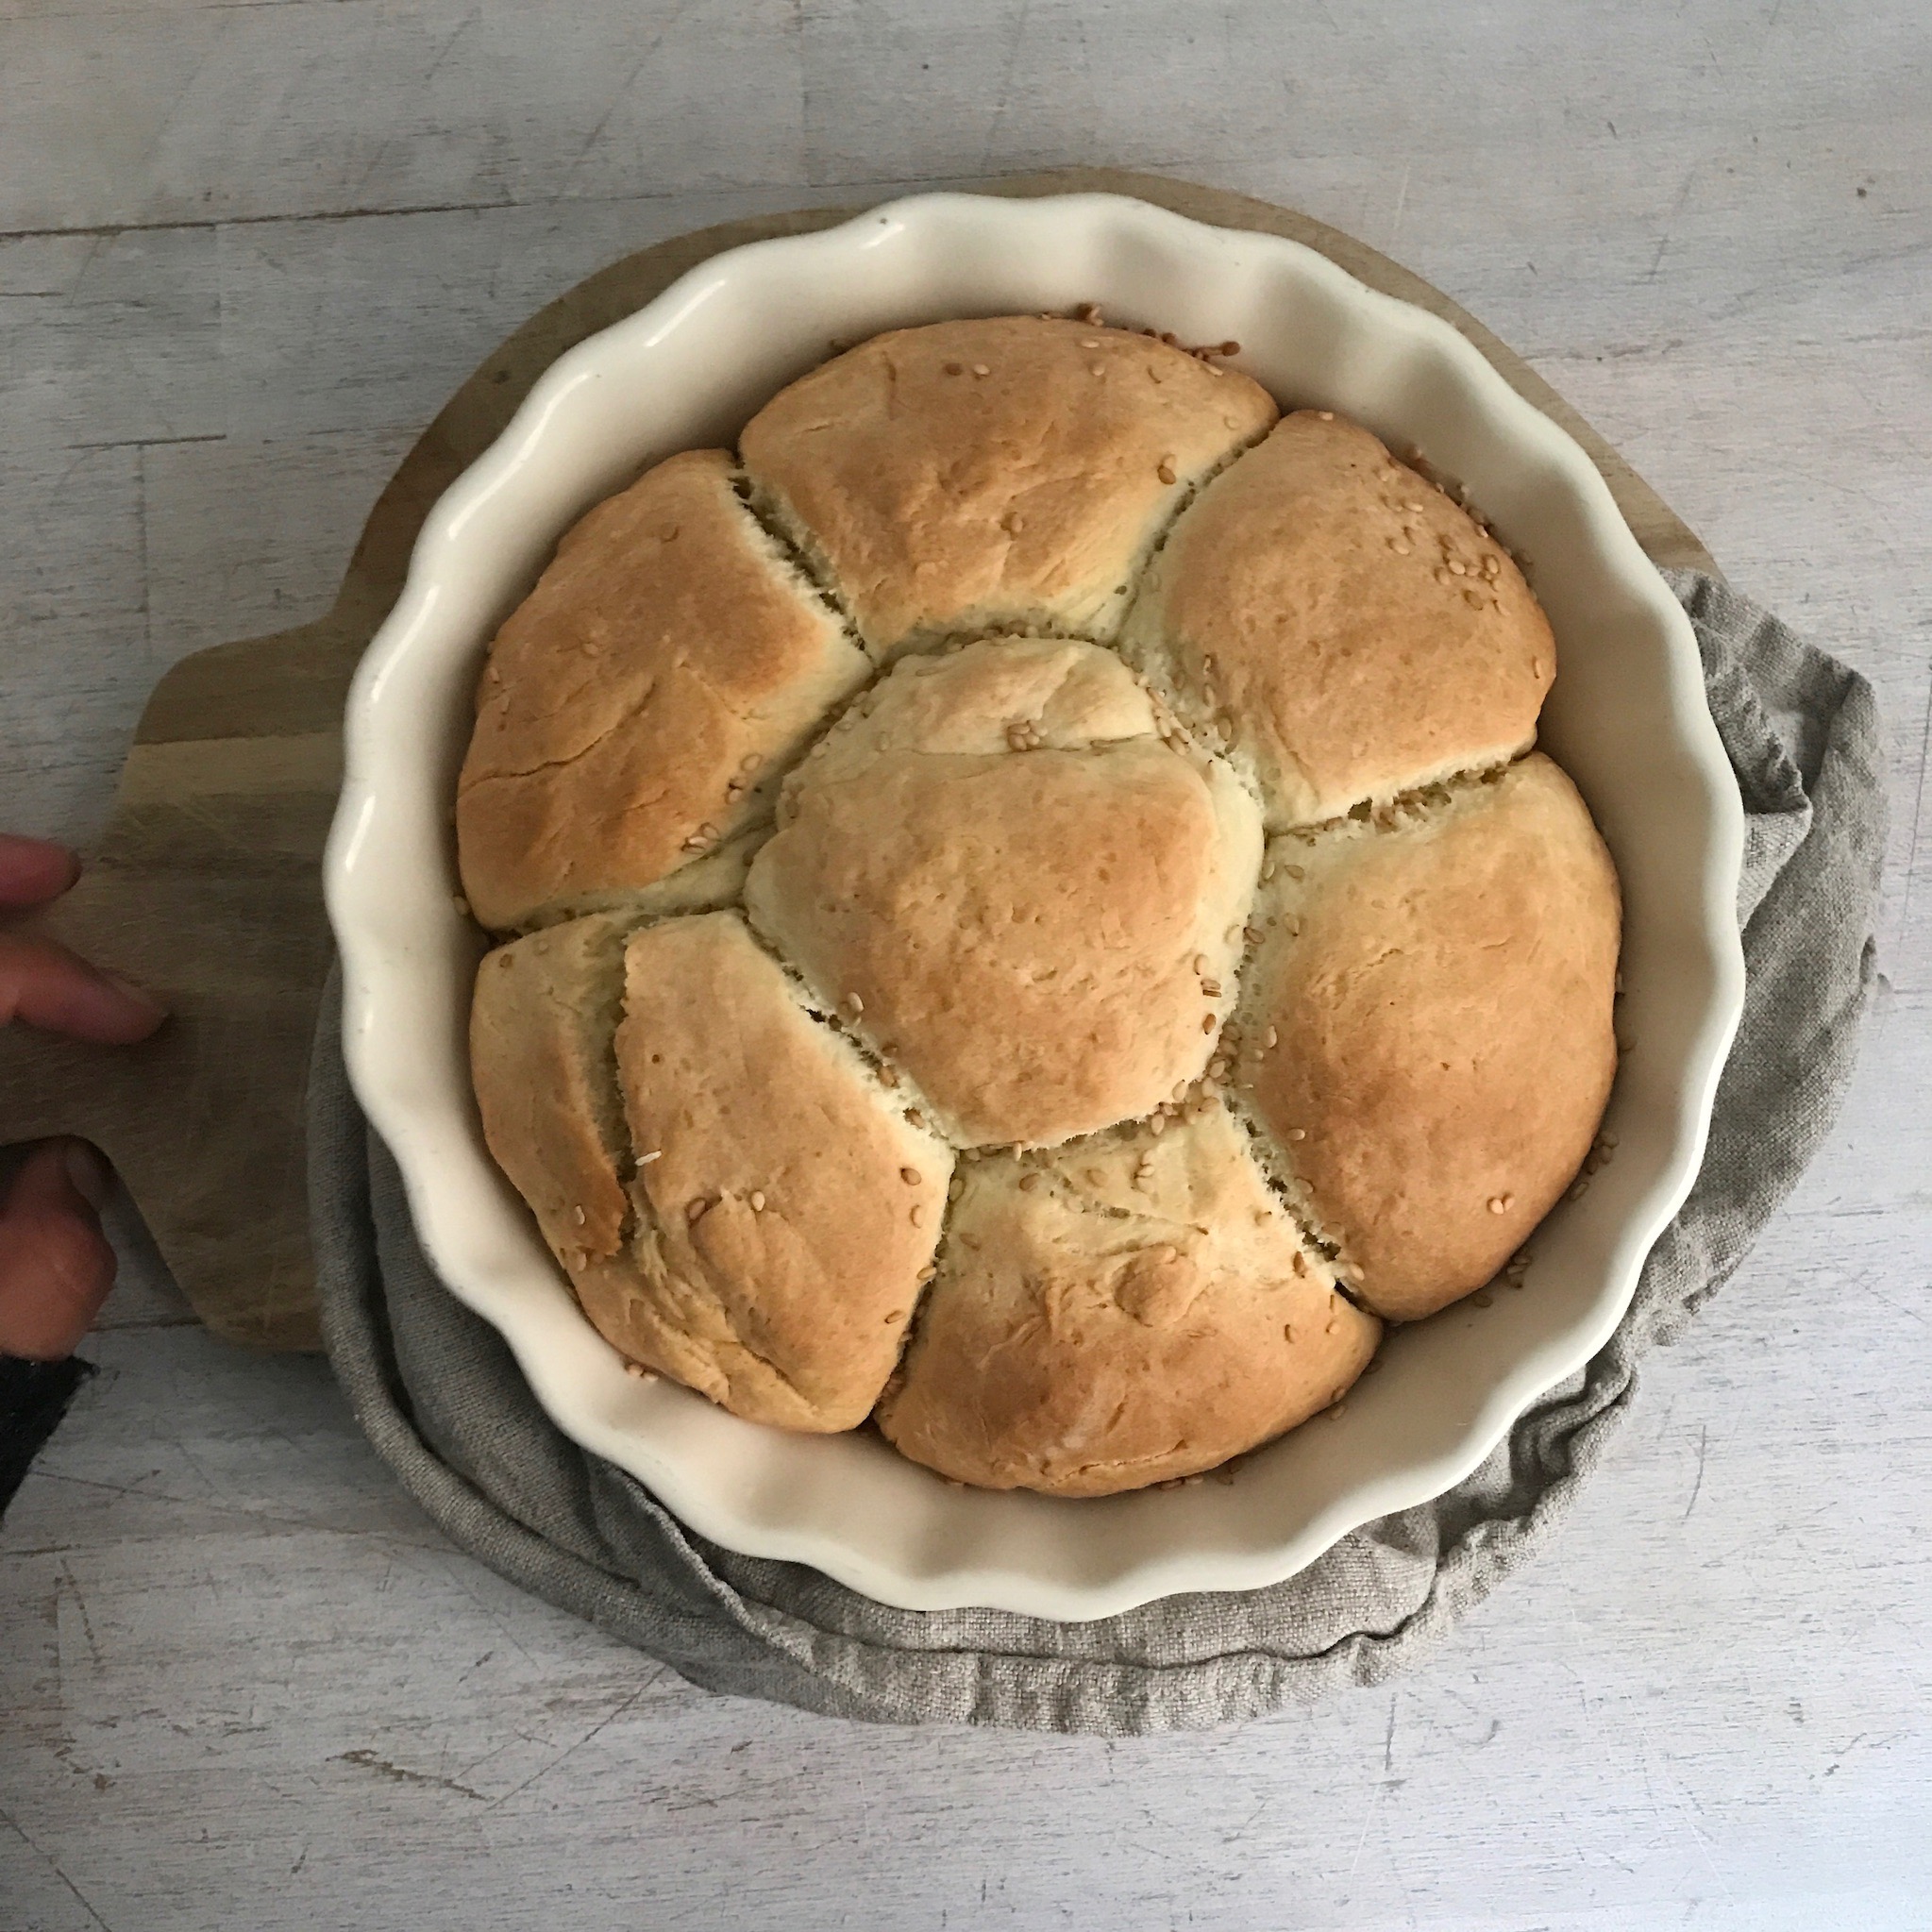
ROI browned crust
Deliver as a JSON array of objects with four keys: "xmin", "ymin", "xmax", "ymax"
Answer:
[
  {"xmin": 468, "ymin": 914, "xmax": 633, "ymax": 1268},
  {"xmin": 586, "ymin": 911, "xmax": 953, "ymax": 1432},
  {"xmin": 876, "ymin": 1104, "xmax": 1381, "ymax": 1494},
  {"xmin": 1237, "ymin": 755, "xmax": 1621, "ymax": 1321},
  {"xmin": 456, "ymin": 448, "xmax": 866, "ymax": 931},
  {"xmin": 744, "ymin": 637, "xmax": 1262, "ymax": 1149},
  {"xmin": 1121, "ymin": 411, "xmax": 1554, "ymax": 828},
  {"xmin": 739, "ymin": 316, "xmax": 1277, "ymax": 656}
]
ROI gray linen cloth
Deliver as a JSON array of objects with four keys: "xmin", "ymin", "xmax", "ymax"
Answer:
[{"xmin": 309, "ymin": 573, "xmax": 1886, "ymax": 1733}]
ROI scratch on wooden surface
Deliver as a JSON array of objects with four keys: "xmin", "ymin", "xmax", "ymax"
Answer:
[
  {"xmin": 1683, "ymin": 1422, "xmax": 1711, "ymax": 1520},
  {"xmin": 0, "ymin": 1801, "xmax": 116, "ymax": 1930},
  {"xmin": 486, "ymin": 1673, "xmax": 664, "ymax": 1809},
  {"xmin": 333, "ymin": 1748, "xmax": 488, "ymax": 1802}
]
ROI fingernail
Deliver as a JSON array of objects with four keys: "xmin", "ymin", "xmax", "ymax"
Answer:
[{"xmin": 63, "ymin": 1140, "xmax": 113, "ymax": 1213}]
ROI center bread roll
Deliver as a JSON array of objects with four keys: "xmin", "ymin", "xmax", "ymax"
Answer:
[
  {"xmin": 876, "ymin": 1103, "xmax": 1382, "ymax": 1496},
  {"xmin": 744, "ymin": 636, "xmax": 1264, "ymax": 1150}
]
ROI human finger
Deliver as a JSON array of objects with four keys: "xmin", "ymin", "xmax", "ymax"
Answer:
[
  {"xmin": 0, "ymin": 834, "xmax": 81, "ymax": 910},
  {"xmin": 0, "ymin": 1139, "xmax": 118, "ymax": 1360},
  {"xmin": 0, "ymin": 933, "xmax": 168, "ymax": 1045}
]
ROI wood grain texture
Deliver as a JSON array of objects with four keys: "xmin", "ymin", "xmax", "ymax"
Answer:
[{"xmin": 1, "ymin": 2, "xmax": 1927, "ymax": 1926}]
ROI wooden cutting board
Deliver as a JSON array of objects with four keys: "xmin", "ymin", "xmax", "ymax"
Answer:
[{"xmin": 0, "ymin": 169, "xmax": 1717, "ymax": 1352}]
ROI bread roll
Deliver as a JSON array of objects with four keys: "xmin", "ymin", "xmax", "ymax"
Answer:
[
  {"xmin": 1235, "ymin": 755, "xmax": 1620, "ymax": 1320},
  {"xmin": 603, "ymin": 911, "xmax": 952, "ymax": 1432},
  {"xmin": 744, "ymin": 636, "xmax": 1262, "ymax": 1149},
  {"xmin": 469, "ymin": 914, "xmax": 634, "ymax": 1272},
  {"xmin": 1120, "ymin": 411, "xmax": 1554, "ymax": 829},
  {"xmin": 457, "ymin": 448, "xmax": 867, "ymax": 931},
  {"xmin": 739, "ymin": 317, "xmax": 1277, "ymax": 658},
  {"xmin": 876, "ymin": 1103, "xmax": 1381, "ymax": 1495}
]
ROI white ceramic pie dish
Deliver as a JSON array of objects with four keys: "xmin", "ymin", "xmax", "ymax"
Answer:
[{"xmin": 325, "ymin": 191, "xmax": 1745, "ymax": 1620}]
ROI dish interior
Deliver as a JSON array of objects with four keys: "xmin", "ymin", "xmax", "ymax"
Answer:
[{"xmin": 327, "ymin": 193, "xmax": 1743, "ymax": 1618}]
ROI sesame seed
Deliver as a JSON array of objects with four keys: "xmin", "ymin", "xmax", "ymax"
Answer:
[
  {"xmin": 1001, "ymin": 512, "xmax": 1025, "ymax": 534},
  {"xmin": 916, "ymin": 1265, "xmax": 936, "ymax": 1283},
  {"xmin": 1602, "ymin": 1133, "xmax": 1619, "ymax": 1150},
  {"xmin": 1219, "ymin": 341, "xmax": 1241, "ymax": 357},
  {"xmin": 843, "ymin": 991, "xmax": 864, "ymax": 1016},
  {"xmin": 905, "ymin": 1108, "xmax": 926, "ymax": 1129},
  {"xmin": 750, "ymin": 1190, "xmax": 766, "ymax": 1212},
  {"xmin": 572, "ymin": 1206, "xmax": 586, "ymax": 1226},
  {"xmin": 1286, "ymin": 1128, "xmax": 1306, "ymax": 1141},
  {"xmin": 1157, "ymin": 460, "xmax": 1177, "ymax": 485},
  {"xmin": 900, "ymin": 1167, "xmax": 921, "ymax": 1185},
  {"xmin": 1316, "ymin": 410, "xmax": 1334, "ymax": 421},
  {"xmin": 1328, "ymin": 1403, "xmax": 1347, "ymax": 1420},
  {"xmin": 1019, "ymin": 1170, "xmax": 1044, "ymax": 1193},
  {"xmin": 1089, "ymin": 362, "xmax": 1105, "ymax": 377},
  {"xmin": 686, "ymin": 1197, "xmax": 709, "ymax": 1223},
  {"xmin": 1482, "ymin": 554, "xmax": 1502, "ymax": 579},
  {"xmin": 637, "ymin": 1149, "xmax": 662, "ymax": 1165},
  {"xmin": 1389, "ymin": 538, "xmax": 1412, "ymax": 556},
  {"xmin": 878, "ymin": 1066, "xmax": 899, "ymax": 1089},
  {"xmin": 971, "ymin": 362, "xmax": 991, "ymax": 377},
  {"xmin": 1435, "ymin": 567, "xmax": 1453, "ymax": 586},
  {"xmin": 452, "ymin": 894, "xmax": 471, "ymax": 917},
  {"xmin": 1487, "ymin": 1195, "xmax": 1511, "ymax": 1214},
  {"xmin": 1149, "ymin": 1113, "xmax": 1168, "ymax": 1135},
  {"xmin": 1448, "ymin": 558, "xmax": 1467, "ymax": 577},
  {"xmin": 1201, "ymin": 978, "xmax": 1221, "ymax": 999},
  {"xmin": 1568, "ymin": 1179, "xmax": 1590, "ymax": 1201},
  {"xmin": 625, "ymin": 1361, "xmax": 646, "ymax": 1379},
  {"xmin": 1472, "ymin": 1290, "xmax": 1494, "ymax": 1308},
  {"xmin": 910, "ymin": 1205, "xmax": 925, "ymax": 1227},
  {"xmin": 1464, "ymin": 588, "xmax": 1485, "ymax": 609},
  {"xmin": 1264, "ymin": 1026, "xmax": 1278, "ymax": 1049},
  {"xmin": 739, "ymin": 753, "xmax": 762, "ymax": 774},
  {"xmin": 944, "ymin": 361, "xmax": 963, "ymax": 375},
  {"xmin": 1201, "ymin": 1013, "xmax": 1216, "ymax": 1033},
  {"xmin": 1080, "ymin": 338, "xmax": 1101, "ymax": 348}
]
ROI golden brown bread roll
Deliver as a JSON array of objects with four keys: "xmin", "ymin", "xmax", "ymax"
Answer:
[
  {"xmin": 469, "ymin": 914, "xmax": 634, "ymax": 1274},
  {"xmin": 457, "ymin": 448, "xmax": 867, "ymax": 931},
  {"xmin": 1120, "ymin": 411, "xmax": 1554, "ymax": 829},
  {"xmin": 739, "ymin": 317, "xmax": 1277, "ymax": 659},
  {"xmin": 743, "ymin": 635, "xmax": 1262, "ymax": 1149},
  {"xmin": 876, "ymin": 1103, "xmax": 1381, "ymax": 1495},
  {"xmin": 604, "ymin": 911, "xmax": 952, "ymax": 1431},
  {"xmin": 1235, "ymin": 755, "xmax": 1621, "ymax": 1321}
]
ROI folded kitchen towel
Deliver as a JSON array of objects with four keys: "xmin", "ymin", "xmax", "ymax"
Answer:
[{"xmin": 309, "ymin": 571, "xmax": 1886, "ymax": 1734}]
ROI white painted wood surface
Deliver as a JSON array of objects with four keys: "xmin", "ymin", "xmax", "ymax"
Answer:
[{"xmin": 3, "ymin": 3, "xmax": 1929, "ymax": 1926}]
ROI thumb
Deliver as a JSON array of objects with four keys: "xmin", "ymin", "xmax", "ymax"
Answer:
[{"xmin": 0, "ymin": 1139, "xmax": 118, "ymax": 1360}]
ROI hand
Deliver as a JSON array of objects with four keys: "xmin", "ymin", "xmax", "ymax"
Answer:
[{"xmin": 0, "ymin": 834, "xmax": 167, "ymax": 1360}]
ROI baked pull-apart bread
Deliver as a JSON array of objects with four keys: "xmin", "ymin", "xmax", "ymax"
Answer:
[{"xmin": 460, "ymin": 314, "xmax": 1621, "ymax": 1494}]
